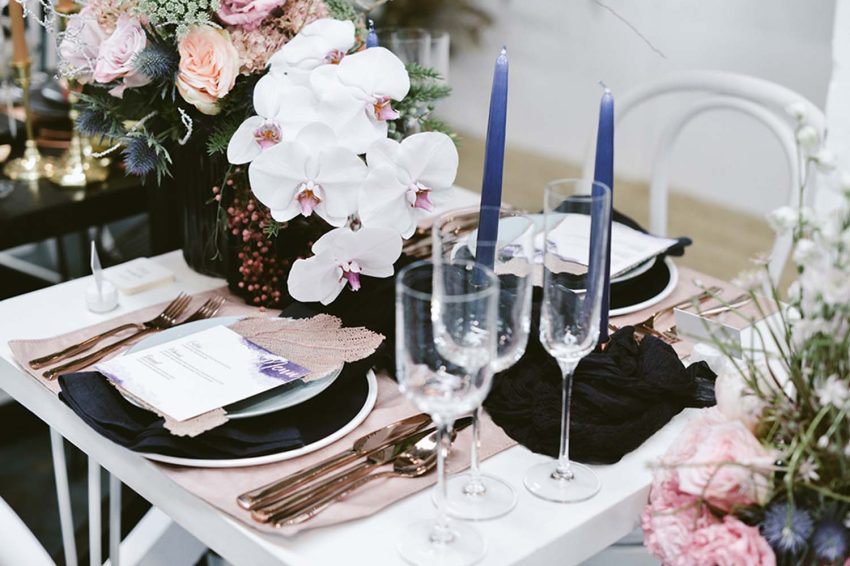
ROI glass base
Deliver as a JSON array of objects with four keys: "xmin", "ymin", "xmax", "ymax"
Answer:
[
  {"xmin": 397, "ymin": 519, "xmax": 486, "ymax": 566},
  {"xmin": 436, "ymin": 473, "xmax": 517, "ymax": 521},
  {"xmin": 524, "ymin": 461, "xmax": 601, "ymax": 503}
]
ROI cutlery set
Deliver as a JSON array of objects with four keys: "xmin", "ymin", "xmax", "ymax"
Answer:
[
  {"xmin": 238, "ymin": 415, "xmax": 473, "ymax": 527},
  {"xmin": 610, "ymin": 286, "xmax": 752, "ymax": 344},
  {"xmin": 29, "ymin": 294, "xmax": 225, "ymax": 380}
]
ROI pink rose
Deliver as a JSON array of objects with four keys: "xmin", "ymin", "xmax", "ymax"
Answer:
[
  {"xmin": 217, "ymin": 0, "xmax": 284, "ymax": 29},
  {"xmin": 676, "ymin": 419, "xmax": 774, "ymax": 510},
  {"xmin": 664, "ymin": 407, "xmax": 729, "ymax": 463},
  {"xmin": 177, "ymin": 26, "xmax": 240, "ymax": 115},
  {"xmin": 92, "ymin": 13, "xmax": 151, "ymax": 97},
  {"xmin": 642, "ymin": 468, "xmax": 719, "ymax": 564},
  {"xmin": 59, "ymin": 4, "xmax": 107, "ymax": 84},
  {"xmin": 690, "ymin": 516, "xmax": 776, "ymax": 566}
]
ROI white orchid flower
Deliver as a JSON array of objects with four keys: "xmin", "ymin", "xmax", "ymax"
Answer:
[
  {"xmin": 249, "ymin": 122, "xmax": 366, "ymax": 226},
  {"xmin": 287, "ymin": 227, "xmax": 402, "ymax": 304},
  {"xmin": 227, "ymin": 74, "xmax": 322, "ymax": 165},
  {"xmin": 359, "ymin": 132, "xmax": 458, "ymax": 238},
  {"xmin": 267, "ymin": 18, "xmax": 356, "ymax": 84},
  {"xmin": 311, "ymin": 47, "xmax": 410, "ymax": 154}
]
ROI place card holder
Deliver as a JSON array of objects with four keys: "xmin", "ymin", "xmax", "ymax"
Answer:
[{"xmin": 674, "ymin": 295, "xmax": 779, "ymax": 358}]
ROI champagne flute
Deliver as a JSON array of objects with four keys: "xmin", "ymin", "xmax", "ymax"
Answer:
[
  {"xmin": 395, "ymin": 260, "xmax": 498, "ymax": 566},
  {"xmin": 524, "ymin": 179, "xmax": 611, "ymax": 503},
  {"xmin": 431, "ymin": 206, "xmax": 534, "ymax": 520}
]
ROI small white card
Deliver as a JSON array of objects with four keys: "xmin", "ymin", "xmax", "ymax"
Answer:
[
  {"xmin": 96, "ymin": 326, "xmax": 310, "ymax": 422},
  {"xmin": 541, "ymin": 215, "xmax": 679, "ymax": 277},
  {"xmin": 103, "ymin": 258, "xmax": 175, "ymax": 295}
]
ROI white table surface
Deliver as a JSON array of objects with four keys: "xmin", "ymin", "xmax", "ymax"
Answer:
[{"xmin": 0, "ymin": 196, "xmax": 698, "ymax": 565}]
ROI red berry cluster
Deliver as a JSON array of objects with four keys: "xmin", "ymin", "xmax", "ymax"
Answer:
[{"xmin": 214, "ymin": 169, "xmax": 287, "ymax": 309}]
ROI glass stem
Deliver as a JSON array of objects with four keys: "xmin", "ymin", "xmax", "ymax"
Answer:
[
  {"xmin": 430, "ymin": 422, "xmax": 454, "ymax": 545},
  {"xmin": 463, "ymin": 407, "xmax": 486, "ymax": 496},
  {"xmin": 555, "ymin": 360, "xmax": 578, "ymax": 480}
]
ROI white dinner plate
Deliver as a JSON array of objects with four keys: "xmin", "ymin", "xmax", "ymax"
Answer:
[
  {"xmin": 138, "ymin": 370, "xmax": 378, "ymax": 468},
  {"xmin": 125, "ymin": 316, "xmax": 342, "ymax": 420},
  {"xmin": 610, "ymin": 257, "xmax": 679, "ymax": 316}
]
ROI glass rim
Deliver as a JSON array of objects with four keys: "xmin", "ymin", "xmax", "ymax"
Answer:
[
  {"xmin": 396, "ymin": 259, "xmax": 500, "ymax": 302},
  {"xmin": 544, "ymin": 178, "xmax": 611, "ymax": 199}
]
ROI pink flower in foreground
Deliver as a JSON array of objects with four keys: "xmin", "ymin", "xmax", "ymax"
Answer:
[
  {"xmin": 177, "ymin": 26, "xmax": 240, "ymax": 115},
  {"xmin": 689, "ymin": 516, "xmax": 776, "ymax": 566},
  {"xmin": 92, "ymin": 13, "xmax": 151, "ymax": 97},
  {"xmin": 217, "ymin": 0, "xmax": 284, "ymax": 29},
  {"xmin": 676, "ymin": 419, "xmax": 774, "ymax": 511},
  {"xmin": 642, "ymin": 469, "xmax": 719, "ymax": 565}
]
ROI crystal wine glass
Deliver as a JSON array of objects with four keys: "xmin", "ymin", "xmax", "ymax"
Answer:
[
  {"xmin": 431, "ymin": 206, "xmax": 534, "ymax": 520},
  {"xmin": 395, "ymin": 260, "xmax": 499, "ymax": 566},
  {"xmin": 524, "ymin": 179, "xmax": 611, "ymax": 503}
]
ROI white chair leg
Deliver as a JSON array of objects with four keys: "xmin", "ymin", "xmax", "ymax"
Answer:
[
  {"xmin": 109, "ymin": 474, "xmax": 121, "ymax": 566},
  {"xmin": 50, "ymin": 428, "xmax": 78, "ymax": 566},
  {"xmin": 88, "ymin": 457, "xmax": 101, "ymax": 566}
]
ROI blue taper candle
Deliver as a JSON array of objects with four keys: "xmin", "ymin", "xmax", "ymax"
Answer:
[
  {"xmin": 594, "ymin": 86, "xmax": 614, "ymax": 342},
  {"xmin": 475, "ymin": 47, "xmax": 509, "ymax": 268},
  {"xmin": 366, "ymin": 19, "xmax": 379, "ymax": 48}
]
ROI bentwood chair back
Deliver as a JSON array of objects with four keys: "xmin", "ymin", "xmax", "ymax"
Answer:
[
  {"xmin": 582, "ymin": 70, "xmax": 826, "ymax": 284},
  {"xmin": 0, "ymin": 496, "xmax": 54, "ymax": 566}
]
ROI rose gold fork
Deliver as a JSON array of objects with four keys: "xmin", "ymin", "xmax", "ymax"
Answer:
[
  {"xmin": 43, "ymin": 296, "xmax": 224, "ymax": 380},
  {"xmin": 30, "ymin": 293, "xmax": 192, "ymax": 370}
]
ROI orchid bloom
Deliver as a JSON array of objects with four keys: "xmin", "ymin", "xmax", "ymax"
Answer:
[
  {"xmin": 287, "ymin": 227, "xmax": 402, "ymax": 304},
  {"xmin": 248, "ymin": 122, "xmax": 366, "ymax": 226},
  {"xmin": 311, "ymin": 47, "xmax": 410, "ymax": 154},
  {"xmin": 359, "ymin": 132, "xmax": 458, "ymax": 238},
  {"xmin": 227, "ymin": 74, "xmax": 319, "ymax": 164},
  {"xmin": 267, "ymin": 18, "xmax": 356, "ymax": 85}
]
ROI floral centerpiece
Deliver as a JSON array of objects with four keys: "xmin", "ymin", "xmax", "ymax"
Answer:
[
  {"xmin": 642, "ymin": 107, "xmax": 850, "ymax": 565},
  {"xmin": 57, "ymin": 1, "xmax": 455, "ymax": 305}
]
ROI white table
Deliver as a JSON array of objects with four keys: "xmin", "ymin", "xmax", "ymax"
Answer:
[{"xmin": 0, "ymin": 250, "xmax": 695, "ymax": 566}]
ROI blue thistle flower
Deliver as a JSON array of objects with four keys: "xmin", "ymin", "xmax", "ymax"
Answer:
[
  {"xmin": 132, "ymin": 42, "xmax": 178, "ymax": 83},
  {"xmin": 812, "ymin": 519, "xmax": 850, "ymax": 563},
  {"xmin": 122, "ymin": 137, "xmax": 158, "ymax": 178},
  {"xmin": 761, "ymin": 502, "xmax": 814, "ymax": 556},
  {"xmin": 76, "ymin": 109, "xmax": 113, "ymax": 138}
]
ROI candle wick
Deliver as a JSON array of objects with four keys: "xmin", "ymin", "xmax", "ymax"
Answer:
[
  {"xmin": 500, "ymin": 46, "xmax": 508, "ymax": 56},
  {"xmin": 598, "ymin": 80, "xmax": 610, "ymax": 93},
  {"xmin": 368, "ymin": 18, "xmax": 375, "ymax": 31}
]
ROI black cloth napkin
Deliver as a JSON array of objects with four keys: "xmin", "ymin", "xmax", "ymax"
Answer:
[
  {"xmin": 58, "ymin": 357, "xmax": 371, "ymax": 459},
  {"xmin": 484, "ymin": 304, "xmax": 717, "ymax": 465}
]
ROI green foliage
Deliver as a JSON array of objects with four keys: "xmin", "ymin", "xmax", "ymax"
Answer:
[
  {"xmin": 390, "ymin": 62, "xmax": 455, "ymax": 141},
  {"xmin": 135, "ymin": 0, "xmax": 221, "ymax": 36},
  {"xmin": 263, "ymin": 219, "xmax": 282, "ymax": 238},
  {"xmin": 325, "ymin": 0, "xmax": 358, "ymax": 22},
  {"xmin": 207, "ymin": 75, "xmax": 257, "ymax": 155}
]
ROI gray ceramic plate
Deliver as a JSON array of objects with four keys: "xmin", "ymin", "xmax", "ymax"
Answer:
[{"xmin": 125, "ymin": 316, "xmax": 341, "ymax": 419}]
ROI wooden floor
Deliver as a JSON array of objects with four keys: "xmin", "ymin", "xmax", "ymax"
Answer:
[{"xmin": 455, "ymin": 133, "xmax": 779, "ymax": 283}]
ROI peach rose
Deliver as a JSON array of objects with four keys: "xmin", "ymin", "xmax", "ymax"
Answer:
[{"xmin": 176, "ymin": 26, "xmax": 240, "ymax": 115}]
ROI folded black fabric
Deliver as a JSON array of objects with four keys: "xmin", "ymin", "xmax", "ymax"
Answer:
[
  {"xmin": 484, "ymin": 305, "xmax": 717, "ymax": 465},
  {"xmin": 58, "ymin": 358, "xmax": 371, "ymax": 459}
]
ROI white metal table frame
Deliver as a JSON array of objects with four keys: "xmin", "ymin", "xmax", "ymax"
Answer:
[{"xmin": 0, "ymin": 246, "xmax": 693, "ymax": 566}]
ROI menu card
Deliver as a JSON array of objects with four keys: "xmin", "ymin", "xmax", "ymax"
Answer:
[{"xmin": 96, "ymin": 326, "xmax": 309, "ymax": 421}]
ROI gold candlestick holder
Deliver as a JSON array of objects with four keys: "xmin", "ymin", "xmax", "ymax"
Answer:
[
  {"xmin": 48, "ymin": 85, "xmax": 109, "ymax": 187},
  {"xmin": 3, "ymin": 61, "xmax": 53, "ymax": 181}
]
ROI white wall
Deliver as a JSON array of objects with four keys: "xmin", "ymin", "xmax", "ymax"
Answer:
[{"xmin": 440, "ymin": 0, "xmax": 836, "ymax": 216}]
